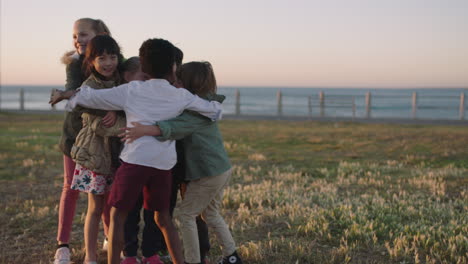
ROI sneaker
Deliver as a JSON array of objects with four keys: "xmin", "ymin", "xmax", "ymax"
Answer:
[
  {"xmin": 217, "ymin": 251, "xmax": 243, "ymax": 264},
  {"xmin": 121, "ymin": 256, "xmax": 141, "ymax": 264},
  {"xmin": 54, "ymin": 247, "xmax": 71, "ymax": 264},
  {"xmin": 102, "ymin": 237, "xmax": 108, "ymax": 251},
  {"xmin": 142, "ymin": 254, "xmax": 164, "ymax": 264}
]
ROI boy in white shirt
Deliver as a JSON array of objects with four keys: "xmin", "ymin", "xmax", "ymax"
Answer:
[{"xmin": 50, "ymin": 38, "xmax": 222, "ymax": 264}]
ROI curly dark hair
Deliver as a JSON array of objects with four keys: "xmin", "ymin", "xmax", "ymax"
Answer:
[{"xmin": 139, "ymin": 38, "xmax": 175, "ymax": 78}]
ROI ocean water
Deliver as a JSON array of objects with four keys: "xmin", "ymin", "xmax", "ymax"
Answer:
[{"xmin": 1, "ymin": 85, "xmax": 467, "ymax": 120}]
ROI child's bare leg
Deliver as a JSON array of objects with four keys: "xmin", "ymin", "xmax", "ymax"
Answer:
[
  {"xmin": 101, "ymin": 192, "xmax": 111, "ymax": 238},
  {"xmin": 84, "ymin": 193, "xmax": 106, "ymax": 261},
  {"xmin": 154, "ymin": 210, "xmax": 184, "ymax": 264},
  {"xmin": 108, "ymin": 206, "xmax": 128, "ymax": 264}
]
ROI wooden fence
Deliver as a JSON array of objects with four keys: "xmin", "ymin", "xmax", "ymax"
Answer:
[
  {"xmin": 4, "ymin": 88, "xmax": 468, "ymax": 120},
  {"xmin": 233, "ymin": 89, "xmax": 467, "ymax": 120}
]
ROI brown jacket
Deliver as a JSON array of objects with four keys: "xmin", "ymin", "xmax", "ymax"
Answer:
[{"xmin": 70, "ymin": 73, "xmax": 125, "ymax": 175}]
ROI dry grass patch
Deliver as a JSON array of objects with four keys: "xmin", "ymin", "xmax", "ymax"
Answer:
[{"xmin": 1, "ymin": 113, "xmax": 467, "ymax": 263}]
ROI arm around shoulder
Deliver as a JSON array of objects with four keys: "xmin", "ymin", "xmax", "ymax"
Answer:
[
  {"xmin": 66, "ymin": 83, "xmax": 129, "ymax": 111},
  {"xmin": 182, "ymin": 90, "xmax": 223, "ymax": 121},
  {"xmin": 156, "ymin": 111, "xmax": 212, "ymax": 141}
]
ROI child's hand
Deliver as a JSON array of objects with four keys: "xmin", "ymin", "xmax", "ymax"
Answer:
[
  {"xmin": 102, "ymin": 111, "xmax": 117, "ymax": 127},
  {"xmin": 179, "ymin": 182, "xmax": 187, "ymax": 200},
  {"xmin": 49, "ymin": 89, "xmax": 64, "ymax": 106},
  {"xmin": 49, "ymin": 89, "xmax": 76, "ymax": 105},
  {"xmin": 119, "ymin": 122, "xmax": 162, "ymax": 143}
]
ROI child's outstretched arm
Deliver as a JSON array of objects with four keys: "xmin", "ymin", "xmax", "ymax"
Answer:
[
  {"xmin": 49, "ymin": 89, "xmax": 77, "ymax": 105},
  {"xmin": 119, "ymin": 107, "xmax": 215, "ymax": 143},
  {"xmin": 66, "ymin": 84, "xmax": 128, "ymax": 111},
  {"xmin": 119, "ymin": 122, "xmax": 162, "ymax": 143},
  {"xmin": 155, "ymin": 111, "xmax": 211, "ymax": 140}
]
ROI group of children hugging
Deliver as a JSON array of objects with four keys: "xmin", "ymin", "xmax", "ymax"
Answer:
[{"xmin": 49, "ymin": 17, "xmax": 243, "ymax": 264}]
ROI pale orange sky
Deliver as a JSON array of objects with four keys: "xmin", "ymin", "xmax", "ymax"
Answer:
[{"xmin": 1, "ymin": 0, "xmax": 468, "ymax": 88}]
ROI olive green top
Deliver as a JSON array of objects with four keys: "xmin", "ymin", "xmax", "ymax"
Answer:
[{"xmin": 155, "ymin": 94, "xmax": 231, "ymax": 181}]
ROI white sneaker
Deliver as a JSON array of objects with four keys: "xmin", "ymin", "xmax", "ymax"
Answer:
[
  {"xmin": 54, "ymin": 247, "xmax": 71, "ymax": 264},
  {"xmin": 102, "ymin": 237, "xmax": 108, "ymax": 251}
]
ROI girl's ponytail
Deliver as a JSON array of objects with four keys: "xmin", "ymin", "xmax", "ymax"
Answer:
[
  {"xmin": 93, "ymin": 19, "xmax": 111, "ymax": 36},
  {"xmin": 76, "ymin": 18, "xmax": 112, "ymax": 36}
]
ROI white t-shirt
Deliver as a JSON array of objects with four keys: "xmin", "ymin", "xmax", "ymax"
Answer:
[{"xmin": 66, "ymin": 78, "xmax": 222, "ymax": 170}]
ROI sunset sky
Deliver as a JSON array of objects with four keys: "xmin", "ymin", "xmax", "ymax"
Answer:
[{"xmin": 1, "ymin": 0, "xmax": 467, "ymax": 88}]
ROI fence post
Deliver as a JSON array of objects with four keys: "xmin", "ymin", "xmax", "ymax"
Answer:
[
  {"xmin": 235, "ymin": 89, "xmax": 240, "ymax": 115},
  {"xmin": 412, "ymin": 92, "xmax": 417, "ymax": 119},
  {"xmin": 277, "ymin": 89, "xmax": 282, "ymax": 116},
  {"xmin": 352, "ymin": 96, "xmax": 356, "ymax": 119},
  {"xmin": 50, "ymin": 89, "xmax": 57, "ymax": 110},
  {"xmin": 460, "ymin": 92, "xmax": 465, "ymax": 120},
  {"xmin": 365, "ymin": 92, "xmax": 371, "ymax": 118},
  {"xmin": 319, "ymin": 91, "xmax": 324, "ymax": 117},
  {"xmin": 20, "ymin": 88, "xmax": 25, "ymax": 111},
  {"xmin": 308, "ymin": 96, "xmax": 312, "ymax": 116}
]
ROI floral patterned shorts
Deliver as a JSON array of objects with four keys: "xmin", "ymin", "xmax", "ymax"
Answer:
[{"xmin": 71, "ymin": 164, "xmax": 113, "ymax": 195}]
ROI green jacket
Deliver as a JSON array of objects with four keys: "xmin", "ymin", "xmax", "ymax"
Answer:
[
  {"xmin": 156, "ymin": 94, "xmax": 231, "ymax": 181},
  {"xmin": 58, "ymin": 55, "xmax": 109, "ymax": 157}
]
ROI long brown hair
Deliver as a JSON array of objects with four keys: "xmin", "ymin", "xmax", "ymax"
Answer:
[{"xmin": 177, "ymin": 61, "xmax": 217, "ymax": 97}]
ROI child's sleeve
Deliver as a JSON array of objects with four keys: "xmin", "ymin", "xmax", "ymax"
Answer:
[
  {"xmin": 66, "ymin": 83, "xmax": 129, "ymax": 112},
  {"xmin": 64, "ymin": 59, "xmax": 82, "ymax": 91},
  {"xmin": 73, "ymin": 78, "xmax": 110, "ymax": 117},
  {"xmin": 155, "ymin": 111, "xmax": 212, "ymax": 141},
  {"xmin": 180, "ymin": 89, "xmax": 222, "ymax": 121}
]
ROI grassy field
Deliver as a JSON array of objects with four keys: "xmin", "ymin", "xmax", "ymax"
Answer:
[{"xmin": 0, "ymin": 112, "xmax": 467, "ymax": 264}]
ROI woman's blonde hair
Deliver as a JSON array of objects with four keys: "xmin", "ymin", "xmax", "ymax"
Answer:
[{"xmin": 177, "ymin": 61, "xmax": 217, "ymax": 97}]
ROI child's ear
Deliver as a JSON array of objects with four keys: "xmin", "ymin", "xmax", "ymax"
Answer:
[{"xmin": 123, "ymin": 72, "xmax": 131, "ymax": 83}]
